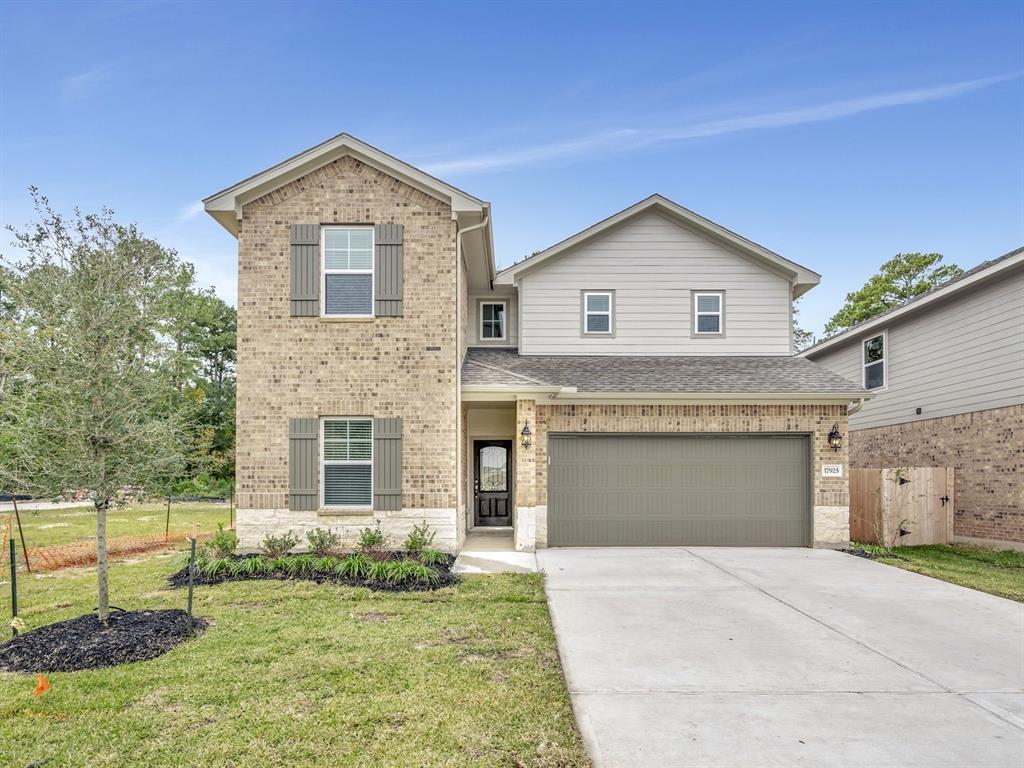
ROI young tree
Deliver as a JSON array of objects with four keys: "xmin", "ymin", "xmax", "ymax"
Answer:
[
  {"xmin": 824, "ymin": 252, "xmax": 962, "ymax": 335},
  {"xmin": 792, "ymin": 299, "xmax": 816, "ymax": 352},
  {"xmin": 0, "ymin": 189, "xmax": 190, "ymax": 622}
]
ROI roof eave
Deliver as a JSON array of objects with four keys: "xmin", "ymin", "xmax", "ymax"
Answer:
[
  {"xmin": 203, "ymin": 132, "xmax": 486, "ymax": 238},
  {"xmin": 462, "ymin": 385, "xmax": 870, "ymax": 404},
  {"xmin": 801, "ymin": 249, "xmax": 1024, "ymax": 358}
]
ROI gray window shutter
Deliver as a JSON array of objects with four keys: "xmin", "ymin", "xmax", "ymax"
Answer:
[
  {"xmin": 373, "ymin": 417, "xmax": 402, "ymax": 511},
  {"xmin": 289, "ymin": 418, "xmax": 318, "ymax": 511},
  {"xmin": 290, "ymin": 224, "xmax": 319, "ymax": 316},
  {"xmin": 374, "ymin": 223, "xmax": 403, "ymax": 317}
]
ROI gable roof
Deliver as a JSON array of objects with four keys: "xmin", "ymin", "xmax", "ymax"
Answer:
[
  {"xmin": 801, "ymin": 246, "xmax": 1024, "ymax": 359},
  {"xmin": 462, "ymin": 348, "xmax": 865, "ymax": 399},
  {"xmin": 493, "ymin": 194, "xmax": 821, "ymax": 298},
  {"xmin": 203, "ymin": 132, "xmax": 487, "ymax": 236}
]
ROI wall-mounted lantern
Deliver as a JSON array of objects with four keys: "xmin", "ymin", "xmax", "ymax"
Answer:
[
  {"xmin": 520, "ymin": 421, "xmax": 533, "ymax": 449},
  {"xmin": 827, "ymin": 423, "xmax": 843, "ymax": 453}
]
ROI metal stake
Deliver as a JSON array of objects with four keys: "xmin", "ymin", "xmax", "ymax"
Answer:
[
  {"xmin": 11, "ymin": 495, "xmax": 30, "ymax": 573},
  {"xmin": 165, "ymin": 497, "xmax": 171, "ymax": 542},
  {"xmin": 9, "ymin": 539, "xmax": 17, "ymax": 637},
  {"xmin": 186, "ymin": 537, "xmax": 196, "ymax": 634}
]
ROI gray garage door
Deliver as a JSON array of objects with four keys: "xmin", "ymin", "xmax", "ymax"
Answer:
[{"xmin": 547, "ymin": 434, "xmax": 810, "ymax": 547}]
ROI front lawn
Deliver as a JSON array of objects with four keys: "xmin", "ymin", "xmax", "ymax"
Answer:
[
  {"xmin": 853, "ymin": 543, "xmax": 1024, "ymax": 602},
  {"xmin": 0, "ymin": 554, "xmax": 590, "ymax": 767},
  {"xmin": 6, "ymin": 501, "xmax": 233, "ymax": 549}
]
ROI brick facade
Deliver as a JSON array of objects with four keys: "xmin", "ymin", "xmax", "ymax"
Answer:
[
  {"xmin": 850, "ymin": 405, "xmax": 1024, "ymax": 545},
  {"xmin": 234, "ymin": 155, "xmax": 460, "ymax": 549},
  {"xmin": 510, "ymin": 401, "xmax": 851, "ymax": 550}
]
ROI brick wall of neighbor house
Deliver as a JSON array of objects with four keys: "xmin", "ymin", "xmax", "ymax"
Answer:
[
  {"xmin": 850, "ymin": 404, "xmax": 1024, "ymax": 545},
  {"xmin": 511, "ymin": 402, "xmax": 850, "ymax": 549},
  {"xmin": 234, "ymin": 155, "xmax": 460, "ymax": 550}
]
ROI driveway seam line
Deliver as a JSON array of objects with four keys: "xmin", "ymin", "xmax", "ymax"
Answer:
[{"xmin": 681, "ymin": 548, "xmax": 1024, "ymax": 734}]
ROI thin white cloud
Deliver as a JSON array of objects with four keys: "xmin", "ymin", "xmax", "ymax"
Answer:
[
  {"xmin": 60, "ymin": 65, "xmax": 113, "ymax": 101},
  {"xmin": 176, "ymin": 200, "xmax": 205, "ymax": 222},
  {"xmin": 425, "ymin": 73, "xmax": 1020, "ymax": 175}
]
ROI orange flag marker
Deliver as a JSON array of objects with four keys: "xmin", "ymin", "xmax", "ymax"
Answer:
[{"xmin": 33, "ymin": 675, "xmax": 50, "ymax": 697}]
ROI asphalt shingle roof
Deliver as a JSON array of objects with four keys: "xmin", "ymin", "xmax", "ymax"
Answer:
[{"xmin": 462, "ymin": 348, "xmax": 864, "ymax": 394}]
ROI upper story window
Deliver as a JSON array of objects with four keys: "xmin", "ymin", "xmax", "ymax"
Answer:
[
  {"xmin": 693, "ymin": 291, "xmax": 724, "ymax": 335},
  {"xmin": 322, "ymin": 417, "xmax": 373, "ymax": 509},
  {"xmin": 583, "ymin": 291, "xmax": 614, "ymax": 335},
  {"xmin": 480, "ymin": 301, "xmax": 507, "ymax": 341},
  {"xmin": 322, "ymin": 226, "xmax": 374, "ymax": 317},
  {"xmin": 863, "ymin": 333, "xmax": 886, "ymax": 390}
]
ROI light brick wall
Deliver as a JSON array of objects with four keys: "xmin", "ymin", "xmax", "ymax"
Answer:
[
  {"xmin": 850, "ymin": 404, "xmax": 1024, "ymax": 544},
  {"xmin": 511, "ymin": 401, "xmax": 850, "ymax": 549},
  {"xmin": 234, "ymin": 155, "xmax": 459, "ymax": 548}
]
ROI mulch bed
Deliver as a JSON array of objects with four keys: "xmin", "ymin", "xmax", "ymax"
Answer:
[
  {"xmin": 0, "ymin": 609, "xmax": 207, "ymax": 674},
  {"xmin": 167, "ymin": 553, "xmax": 459, "ymax": 593}
]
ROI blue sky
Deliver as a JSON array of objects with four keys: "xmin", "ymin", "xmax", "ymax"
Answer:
[{"xmin": 1, "ymin": 0, "xmax": 1021, "ymax": 336}]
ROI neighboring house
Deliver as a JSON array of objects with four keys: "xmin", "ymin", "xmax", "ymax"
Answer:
[
  {"xmin": 204, "ymin": 133, "xmax": 866, "ymax": 552},
  {"xmin": 802, "ymin": 248, "xmax": 1024, "ymax": 550}
]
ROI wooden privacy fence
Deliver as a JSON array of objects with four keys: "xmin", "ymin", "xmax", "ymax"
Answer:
[{"xmin": 850, "ymin": 467, "xmax": 955, "ymax": 547}]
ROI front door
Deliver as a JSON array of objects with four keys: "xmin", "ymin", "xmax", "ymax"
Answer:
[{"xmin": 474, "ymin": 440, "xmax": 512, "ymax": 526}]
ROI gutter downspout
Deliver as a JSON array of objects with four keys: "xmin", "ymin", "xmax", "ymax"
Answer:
[
  {"xmin": 848, "ymin": 397, "xmax": 866, "ymax": 416},
  {"xmin": 455, "ymin": 211, "xmax": 490, "ymax": 546}
]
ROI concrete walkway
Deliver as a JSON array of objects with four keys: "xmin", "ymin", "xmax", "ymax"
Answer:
[
  {"xmin": 538, "ymin": 547, "xmax": 1024, "ymax": 768},
  {"xmin": 452, "ymin": 529, "xmax": 537, "ymax": 574}
]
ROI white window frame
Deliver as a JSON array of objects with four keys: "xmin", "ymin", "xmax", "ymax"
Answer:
[
  {"xmin": 583, "ymin": 291, "xmax": 614, "ymax": 335},
  {"xmin": 862, "ymin": 331, "xmax": 887, "ymax": 391},
  {"xmin": 693, "ymin": 291, "xmax": 724, "ymax": 335},
  {"xmin": 320, "ymin": 417, "xmax": 373, "ymax": 511},
  {"xmin": 479, "ymin": 300, "xmax": 507, "ymax": 342},
  {"xmin": 321, "ymin": 225, "xmax": 374, "ymax": 318}
]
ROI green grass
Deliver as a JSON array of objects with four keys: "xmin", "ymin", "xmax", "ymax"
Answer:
[
  {"xmin": 6, "ymin": 502, "xmax": 233, "ymax": 549},
  {"xmin": 0, "ymin": 554, "xmax": 590, "ymax": 768},
  {"xmin": 854, "ymin": 542, "xmax": 1024, "ymax": 602}
]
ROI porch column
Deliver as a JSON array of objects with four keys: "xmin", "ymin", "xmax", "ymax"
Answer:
[{"xmin": 514, "ymin": 397, "xmax": 537, "ymax": 551}]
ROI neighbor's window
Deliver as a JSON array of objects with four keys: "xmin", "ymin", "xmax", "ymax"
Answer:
[
  {"xmin": 480, "ymin": 301, "xmax": 507, "ymax": 340},
  {"xmin": 583, "ymin": 291, "xmax": 613, "ymax": 334},
  {"xmin": 322, "ymin": 418, "xmax": 373, "ymax": 508},
  {"xmin": 863, "ymin": 334, "xmax": 885, "ymax": 390},
  {"xmin": 322, "ymin": 226, "xmax": 373, "ymax": 317},
  {"xmin": 693, "ymin": 292, "xmax": 723, "ymax": 334}
]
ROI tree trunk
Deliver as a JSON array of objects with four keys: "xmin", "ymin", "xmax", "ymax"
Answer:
[{"xmin": 96, "ymin": 497, "xmax": 110, "ymax": 624}]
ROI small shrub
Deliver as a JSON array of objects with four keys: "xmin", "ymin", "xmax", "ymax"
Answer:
[
  {"xmin": 357, "ymin": 521, "xmax": 387, "ymax": 553},
  {"xmin": 306, "ymin": 527, "xmax": 342, "ymax": 556},
  {"xmin": 260, "ymin": 531, "xmax": 300, "ymax": 558},
  {"xmin": 418, "ymin": 548, "xmax": 449, "ymax": 567},
  {"xmin": 205, "ymin": 524, "xmax": 238, "ymax": 558},
  {"xmin": 200, "ymin": 557, "xmax": 232, "ymax": 578},
  {"xmin": 397, "ymin": 559, "xmax": 441, "ymax": 585},
  {"xmin": 335, "ymin": 552, "xmax": 374, "ymax": 580},
  {"xmin": 402, "ymin": 521, "xmax": 436, "ymax": 553}
]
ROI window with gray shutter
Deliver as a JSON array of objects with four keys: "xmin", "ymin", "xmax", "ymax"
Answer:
[
  {"xmin": 323, "ymin": 227, "xmax": 374, "ymax": 317},
  {"xmin": 288, "ymin": 418, "xmax": 319, "ymax": 510},
  {"xmin": 322, "ymin": 418, "xmax": 373, "ymax": 508},
  {"xmin": 374, "ymin": 223, "xmax": 403, "ymax": 316},
  {"xmin": 373, "ymin": 417, "xmax": 402, "ymax": 511},
  {"xmin": 290, "ymin": 225, "xmax": 320, "ymax": 316}
]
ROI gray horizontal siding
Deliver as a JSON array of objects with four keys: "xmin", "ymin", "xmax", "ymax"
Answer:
[
  {"xmin": 468, "ymin": 293, "xmax": 519, "ymax": 347},
  {"xmin": 811, "ymin": 267, "xmax": 1024, "ymax": 429},
  {"xmin": 518, "ymin": 210, "xmax": 792, "ymax": 355}
]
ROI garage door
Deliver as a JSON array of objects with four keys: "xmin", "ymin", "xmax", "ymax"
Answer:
[{"xmin": 547, "ymin": 434, "xmax": 810, "ymax": 547}]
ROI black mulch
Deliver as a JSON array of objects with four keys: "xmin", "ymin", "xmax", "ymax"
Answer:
[
  {"xmin": 166, "ymin": 553, "xmax": 459, "ymax": 593},
  {"xmin": 0, "ymin": 609, "xmax": 208, "ymax": 674}
]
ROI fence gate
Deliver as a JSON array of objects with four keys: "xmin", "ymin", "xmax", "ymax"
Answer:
[{"xmin": 849, "ymin": 467, "xmax": 954, "ymax": 547}]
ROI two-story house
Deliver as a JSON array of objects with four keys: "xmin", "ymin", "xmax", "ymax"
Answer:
[
  {"xmin": 204, "ymin": 133, "xmax": 866, "ymax": 552},
  {"xmin": 803, "ymin": 249, "xmax": 1024, "ymax": 550}
]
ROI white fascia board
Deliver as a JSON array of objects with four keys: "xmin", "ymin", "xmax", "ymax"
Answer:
[
  {"xmin": 462, "ymin": 386, "xmax": 870, "ymax": 404},
  {"xmin": 800, "ymin": 250, "xmax": 1024, "ymax": 359},
  {"xmin": 204, "ymin": 133, "xmax": 485, "ymax": 236}
]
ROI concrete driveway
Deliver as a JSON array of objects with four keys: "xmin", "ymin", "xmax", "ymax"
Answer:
[{"xmin": 538, "ymin": 547, "xmax": 1024, "ymax": 768}]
